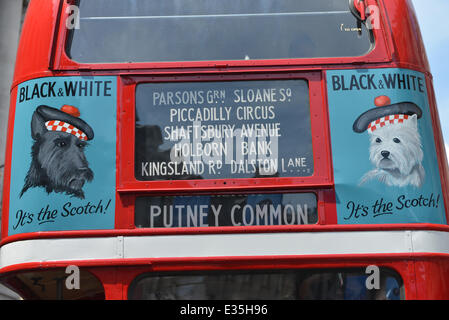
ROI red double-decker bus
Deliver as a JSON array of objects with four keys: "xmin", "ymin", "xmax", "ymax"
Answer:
[{"xmin": 1, "ymin": 0, "xmax": 448, "ymax": 300}]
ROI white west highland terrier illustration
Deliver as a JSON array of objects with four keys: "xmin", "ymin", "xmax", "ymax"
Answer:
[
  {"xmin": 360, "ymin": 114, "xmax": 425, "ymax": 187},
  {"xmin": 353, "ymin": 96, "xmax": 424, "ymax": 188}
]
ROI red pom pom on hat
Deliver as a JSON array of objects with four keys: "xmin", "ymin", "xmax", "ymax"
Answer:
[
  {"xmin": 374, "ymin": 95, "xmax": 391, "ymax": 107},
  {"xmin": 61, "ymin": 105, "xmax": 80, "ymax": 118}
]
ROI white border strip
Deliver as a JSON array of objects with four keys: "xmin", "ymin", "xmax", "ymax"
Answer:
[{"xmin": 1, "ymin": 230, "xmax": 449, "ymax": 269}]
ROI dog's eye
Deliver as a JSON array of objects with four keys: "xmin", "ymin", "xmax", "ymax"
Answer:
[
  {"xmin": 77, "ymin": 143, "xmax": 86, "ymax": 149},
  {"xmin": 375, "ymin": 138, "xmax": 382, "ymax": 143},
  {"xmin": 393, "ymin": 138, "xmax": 401, "ymax": 143},
  {"xmin": 57, "ymin": 141, "xmax": 67, "ymax": 147}
]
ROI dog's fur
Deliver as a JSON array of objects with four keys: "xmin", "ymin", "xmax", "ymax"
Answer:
[
  {"xmin": 20, "ymin": 113, "xmax": 94, "ymax": 199},
  {"xmin": 360, "ymin": 114, "xmax": 425, "ymax": 188}
]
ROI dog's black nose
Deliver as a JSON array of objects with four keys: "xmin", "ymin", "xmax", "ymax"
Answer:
[{"xmin": 381, "ymin": 151, "xmax": 390, "ymax": 158}]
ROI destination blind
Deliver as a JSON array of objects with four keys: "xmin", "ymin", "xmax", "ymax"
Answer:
[
  {"xmin": 135, "ymin": 193, "xmax": 318, "ymax": 228},
  {"xmin": 135, "ymin": 80, "xmax": 314, "ymax": 180}
]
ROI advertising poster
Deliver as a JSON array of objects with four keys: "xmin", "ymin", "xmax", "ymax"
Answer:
[
  {"xmin": 8, "ymin": 76, "xmax": 117, "ymax": 235},
  {"xmin": 327, "ymin": 68, "xmax": 446, "ymax": 224}
]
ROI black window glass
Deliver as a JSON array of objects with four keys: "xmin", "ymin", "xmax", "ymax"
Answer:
[
  {"xmin": 135, "ymin": 80, "xmax": 313, "ymax": 181},
  {"xmin": 135, "ymin": 193, "xmax": 318, "ymax": 228},
  {"xmin": 128, "ymin": 268, "xmax": 404, "ymax": 300},
  {"xmin": 2, "ymin": 269, "xmax": 105, "ymax": 300},
  {"xmin": 67, "ymin": 0, "xmax": 374, "ymax": 63}
]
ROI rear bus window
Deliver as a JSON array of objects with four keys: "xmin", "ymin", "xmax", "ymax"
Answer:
[
  {"xmin": 67, "ymin": 0, "xmax": 375, "ymax": 63},
  {"xmin": 128, "ymin": 268, "xmax": 404, "ymax": 300}
]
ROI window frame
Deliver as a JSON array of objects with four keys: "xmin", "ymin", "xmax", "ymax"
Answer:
[
  {"xmin": 117, "ymin": 72, "xmax": 332, "ymax": 193},
  {"xmin": 52, "ymin": 0, "xmax": 393, "ymax": 71}
]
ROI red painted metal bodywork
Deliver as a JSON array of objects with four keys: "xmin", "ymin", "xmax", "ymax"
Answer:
[{"xmin": 1, "ymin": 0, "xmax": 449, "ymax": 300}]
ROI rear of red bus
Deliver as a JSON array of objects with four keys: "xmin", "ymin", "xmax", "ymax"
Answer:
[{"xmin": 0, "ymin": 0, "xmax": 448, "ymax": 300}]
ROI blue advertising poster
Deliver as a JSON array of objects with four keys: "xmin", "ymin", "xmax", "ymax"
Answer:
[
  {"xmin": 327, "ymin": 68, "xmax": 446, "ymax": 224},
  {"xmin": 8, "ymin": 76, "xmax": 117, "ymax": 235}
]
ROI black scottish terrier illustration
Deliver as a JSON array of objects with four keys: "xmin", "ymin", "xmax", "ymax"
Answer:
[{"xmin": 20, "ymin": 105, "xmax": 95, "ymax": 199}]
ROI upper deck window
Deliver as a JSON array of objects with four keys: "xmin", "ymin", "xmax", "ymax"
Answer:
[{"xmin": 66, "ymin": 0, "xmax": 375, "ymax": 63}]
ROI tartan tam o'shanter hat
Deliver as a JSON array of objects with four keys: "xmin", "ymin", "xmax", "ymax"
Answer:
[
  {"xmin": 35, "ymin": 105, "xmax": 94, "ymax": 141},
  {"xmin": 352, "ymin": 95, "xmax": 422, "ymax": 134}
]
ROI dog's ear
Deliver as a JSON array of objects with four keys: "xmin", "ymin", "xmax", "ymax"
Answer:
[
  {"xmin": 31, "ymin": 110, "xmax": 47, "ymax": 140},
  {"xmin": 409, "ymin": 114, "xmax": 418, "ymax": 129},
  {"xmin": 20, "ymin": 162, "xmax": 41, "ymax": 198}
]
